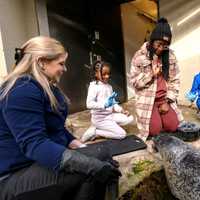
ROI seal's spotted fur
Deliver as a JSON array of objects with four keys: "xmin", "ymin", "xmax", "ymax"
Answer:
[{"xmin": 154, "ymin": 135, "xmax": 200, "ymax": 200}]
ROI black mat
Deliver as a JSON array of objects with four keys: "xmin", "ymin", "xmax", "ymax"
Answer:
[{"xmin": 86, "ymin": 135, "xmax": 147, "ymax": 156}]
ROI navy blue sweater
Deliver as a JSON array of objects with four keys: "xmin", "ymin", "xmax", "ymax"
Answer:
[{"xmin": 0, "ymin": 76, "xmax": 75, "ymax": 175}]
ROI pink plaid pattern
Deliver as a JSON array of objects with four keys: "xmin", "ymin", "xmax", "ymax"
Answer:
[{"xmin": 129, "ymin": 42, "xmax": 184, "ymax": 141}]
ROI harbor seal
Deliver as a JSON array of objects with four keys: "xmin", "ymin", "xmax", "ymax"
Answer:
[{"xmin": 154, "ymin": 135, "xmax": 200, "ymax": 200}]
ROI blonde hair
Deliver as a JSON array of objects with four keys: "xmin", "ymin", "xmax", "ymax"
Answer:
[{"xmin": 0, "ymin": 36, "xmax": 67, "ymax": 111}]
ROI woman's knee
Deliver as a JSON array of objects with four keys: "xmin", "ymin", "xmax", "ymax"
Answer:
[
  {"xmin": 163, "ymin": 118, "xmax": 179, "ymax": 132},
  {"xmin": 162, "ymin": 111, "xmax": 179, "ymax": 132},
  {"xmin": 149, "ymin": 105, "xmax": 162, "ymax": 136},
  {"xmin": 149, "ymin": 125, "xmax": 162, "ymax": 136},
  {"xmin": 149, "ymin": 118, "xmax": 162, "ymax": 136},
  {"xmin": 163, "ymin": 122, "xmax": 178, "ymax": 132}
]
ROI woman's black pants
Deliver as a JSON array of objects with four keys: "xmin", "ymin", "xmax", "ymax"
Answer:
[
  {"xmin": 0, "ymin": 145, "xmax": 116, "ymax": 200},
  {"xmin": 0, "ymin": 163, "xmax": 107, "ymax": 200}
]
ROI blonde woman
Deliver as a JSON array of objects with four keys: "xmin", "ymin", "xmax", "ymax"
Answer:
[{"xmin": 0, "ymin": 36, "xmax": 120, "ymax": 200}]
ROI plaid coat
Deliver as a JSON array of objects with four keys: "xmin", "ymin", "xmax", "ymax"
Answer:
[{"xmin": 129, "ymin": 42, "xmax": 184, "ymax": 141}]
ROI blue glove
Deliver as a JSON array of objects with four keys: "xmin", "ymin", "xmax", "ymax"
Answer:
[
  {"xmin": 185, "ymin": 91, "xmax": 197, "ymax": 102},
  {"xmin": 104, "ymin": 92, "xmax": 119, "ymax": 108}
]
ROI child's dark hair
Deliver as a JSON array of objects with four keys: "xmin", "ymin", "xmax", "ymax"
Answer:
[
  {"xmin": 147, "ymin": 42, "xmax": 170, "ymax": 81},
  {"xmin": 92, "ymin": 60, "xmax": 111, "ymax": 81}
]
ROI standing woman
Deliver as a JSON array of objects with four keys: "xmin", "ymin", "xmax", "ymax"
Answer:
[
  {"xmin": 129, "ymin": 18, "xmax": 184, "ymax": 142},
  {"xmin": 0, "ymin": 36, "xmax": 120, "ymax": 200}
]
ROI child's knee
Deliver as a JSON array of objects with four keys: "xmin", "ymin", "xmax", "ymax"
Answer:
[
  {"xmin": 127, "ymin": 115, "xmax": 134, "ymax": 124},
  {"xmin": 118, "ymin": 129, "xmax": 126, "ymax": 139},
  {"xmin": 118, "ymin": 115, "xmax": 134, "ymax": 126}
]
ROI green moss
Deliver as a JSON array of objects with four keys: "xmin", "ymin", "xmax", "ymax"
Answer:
[
  {"xmin": 132, "ymin": 160, "xmax": 154, "ymax": 174},
  {"xmin": 122, "ymin": 159, "xmax": 161, "ymax": 194}
]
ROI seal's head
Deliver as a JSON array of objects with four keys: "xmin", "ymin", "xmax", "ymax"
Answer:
[
  {"xmin": 153, "ymin": 135, "xmax": 190, "ymax": 163},
  {"xmin": 154, "ymin": 135, "xmax": 200, "ymax": 200}
]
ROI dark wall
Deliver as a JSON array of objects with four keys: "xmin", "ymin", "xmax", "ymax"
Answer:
[
  {"xmin": 89, "ymin": 3, "xmax": 127, "ymax": 101},
  {"xmin": 48, "ymin": 12, "xmax": 91, "ymax": 113},
  {"xmin": 47, "ymin": 0, "xmax": 127, "ymax": 113}
]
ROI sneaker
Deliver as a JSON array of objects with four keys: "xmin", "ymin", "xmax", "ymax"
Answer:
[{"xmin": 81, "ymin": 126, "xmax": 96, "ymax": 143}]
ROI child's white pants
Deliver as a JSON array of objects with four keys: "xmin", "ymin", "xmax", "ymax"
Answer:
[{"xmin": 92, "ymin": 113, "xmax": 134, "ymax": 139}]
